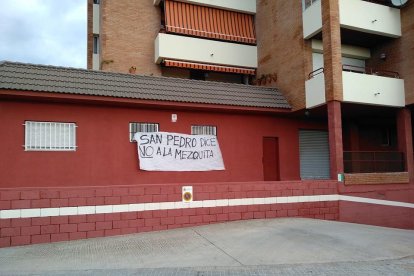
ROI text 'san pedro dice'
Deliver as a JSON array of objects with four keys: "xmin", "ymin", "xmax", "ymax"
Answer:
[{"xmin": 182, "ymin": 186, "xmax": 193, "ymax": 203}]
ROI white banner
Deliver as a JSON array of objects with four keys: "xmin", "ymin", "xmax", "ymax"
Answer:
[{"xmin": 134, "ymin": 132, "xmax": 225, "ymax": 171}]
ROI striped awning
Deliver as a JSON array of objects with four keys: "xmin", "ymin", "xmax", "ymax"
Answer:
[
  {"xmin": 164, "ymin": 0, "xmax": 256, "ymax": 44},
  {"xmin": 164, "ymin": 59, "xmax": 256, "ymax": 75}
]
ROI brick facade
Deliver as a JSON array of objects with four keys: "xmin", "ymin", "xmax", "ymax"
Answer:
[
  {"xmin": 344, "ymin": 172, "xmax": 409, "ymax": 185},
  {"xmin": 86, "ymin": 0, "xmax": 93, "ymax": 70},
  {"xmin": 321, "ymin": 0, "xmax": 343, "ymax": 102},
  {"xmin": 256, "ymin": 0, "xmax": 311, "ymax": 111},
  {"xmin": 328, "ymin": 101, "xmax": 344, "ymax": 178},
  {"xmin": 99, "ymin": 0, "xmax": 162, "ymax": 75}
]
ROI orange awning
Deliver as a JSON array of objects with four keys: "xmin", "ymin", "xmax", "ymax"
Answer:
[
  {"xmin": 164, "ymin": 0, "xmax": 256, "ymax": 44},
  {"xmin": 164, "ymin": 59, "xmax": 256, "ymax": 75}
]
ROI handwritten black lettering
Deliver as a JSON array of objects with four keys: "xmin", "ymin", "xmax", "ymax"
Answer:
[
  {"xmin": 139, "ymin": 145, "xmax": 154, "ymax": 158},
  {"xmin": 200, "ymin": 137, "xmax": 217, "ymax": 147}
]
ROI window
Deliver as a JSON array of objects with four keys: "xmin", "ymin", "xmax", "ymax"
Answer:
[
  {"xmin": 93, "ymin": 0, "xmax": 100, "ymax": 4},
  {"xmin": 24, "ymin": 121, "xmax": 77, "ymax": 151},
  {"xmin": 93, "ymin": 35, "xmax": 100, "ymax": 54},
  {"xmin": 191, "ymin": 125, "xmax": 217, "ymax": 136},
  {"xmin": 190, "ymin": 70, "xmax": 206, "ymax": 81},
  {"xmin": 129, "ymin": 122, "xmax": 159, "ymax": 142},
  {"xmin": 303, "ymin": 0, "xmax": 319, "ymax": 10}
]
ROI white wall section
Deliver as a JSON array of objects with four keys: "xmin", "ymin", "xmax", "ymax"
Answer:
[
  {"xmin": 342, "ymin": 71, "xmax": 405, "ymax": 107},
  {"xmin": 306, "ymin": 73, "xmax": 326, "ymax": 109},
  {"xmin": 154, "ymin": 0, "xmax": 256, "ymax": 14},
  {"xmin": 2, "ymin": 194, "xmax": 414, "ymax": 219},
  {"xmin": 92, "ymin": 4, "xmax": 100, "ymax": 34},
  {"xmin": 92, "ymin": 54, "xmax": 100, "ymax": 70},
  {"xmin": 303, "ymin": 0, "xmax": 401, "ymax": 39},
  {"xmin": 155, "ymin": 33, "xmax": 257, "ymax": 68},
  {"xmin": 302, "ymin": 0, "xmax": 322, "ymax": 39},
  {"xmin": 340, "ymin": 0, "xmax": 401, "ymax": 37}
]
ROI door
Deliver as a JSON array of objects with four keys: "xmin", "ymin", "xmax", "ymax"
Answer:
[
  {"xmin": 299, "ymin": 130, "xmax": 330, "ymax": 179},
  {"xmin": 263, "ymin": 137, "xmax": 280, "ymax": 181}
]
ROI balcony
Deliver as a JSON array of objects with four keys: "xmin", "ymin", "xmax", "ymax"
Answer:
[
  {"xmin": 305, "ymin": 65, "xmax": 405, "ymax": 109},
  {"xmin": 344, "ymin": 151, "xmax": 405, "ymax": 173},
  {"xmin": 303, "ymin": 0, "xmax": 402, "ymax": 39},
  {"xmin": 154, "ymin": 33, "xmax": 257, "ymax": 69}
]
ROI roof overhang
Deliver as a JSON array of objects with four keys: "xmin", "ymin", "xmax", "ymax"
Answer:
[{"xmin": 0, "ymin": 89, "xmax": 291, "ymax": 115}]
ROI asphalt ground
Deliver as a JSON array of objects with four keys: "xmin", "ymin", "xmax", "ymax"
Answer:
[{"xmin": 0, "ymin": 218, "xmax": 413, "ymax": 275}]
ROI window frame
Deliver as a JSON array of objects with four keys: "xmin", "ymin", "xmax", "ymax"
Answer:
[
  {"xmin": 191, "ymin": 125, "xmax": 217, "ymax": 136},
  {"xmin": 93, "ymin": 35, "xmax": 100, "ymax": 54},
  {"xmin": 23, "ymin": 121, "xmax": 77, "ymax": 151},
  {"xmin": 129, "ymin": 122, "xmax": 160, "ymax": 142}
]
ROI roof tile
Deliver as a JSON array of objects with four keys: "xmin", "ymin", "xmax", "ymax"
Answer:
[{"xmin": 0, "ymin": 61, "xmax": 290, "ymax": 109}]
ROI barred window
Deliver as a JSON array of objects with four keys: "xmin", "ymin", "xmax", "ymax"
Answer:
[
  {"xmin": 129, "ymin": 122, "xmax": 159, "ymax": 142},
  {"xmin": 191, "ymin": 125, "xmax": 217, "ymax": 136},
  {"xmin": 24, "ymin": 121, "xmax": 77, "ymax": 151}
]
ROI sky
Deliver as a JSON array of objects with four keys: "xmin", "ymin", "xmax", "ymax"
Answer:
[{"xmin": 0, "ymin": 0, "xmax": 87, "ymax": 68}]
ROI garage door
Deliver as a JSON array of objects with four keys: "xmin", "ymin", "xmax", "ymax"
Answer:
[{"xmin": 299, "ymin": 130, "xmax": 330, "ymax": 179}]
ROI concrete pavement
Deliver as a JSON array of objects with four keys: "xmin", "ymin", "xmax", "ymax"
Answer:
[{"xmin": 0, "ymin": 218, "xmax": 414, "ymax": 275}]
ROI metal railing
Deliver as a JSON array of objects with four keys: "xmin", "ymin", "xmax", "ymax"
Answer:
[
  {"xmin": 307, "ymin": 65, "xmax": 400, "ymax": 79},
  {"xmin": 342, "ymin": 64, "xmax": 400, "ymax": 78},
  {"xmin": 308, "ymin": 67, "xmax": 324, "ymax": 79},
  {"xmin": 343, "ymin": 151, "xmax": 405, "ymax": 173}
]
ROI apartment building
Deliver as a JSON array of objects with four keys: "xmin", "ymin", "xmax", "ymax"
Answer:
[
  {"xmin": 0, "ymin": 0, "xmax": 412, "ymax": 248},
  {"xmin": 88, "ymin": 0, "xmax": 258, "ymax": 84}
]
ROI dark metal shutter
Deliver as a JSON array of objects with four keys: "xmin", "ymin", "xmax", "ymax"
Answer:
[{"xmin": 299, "ymin": 130, "xmax": 330, "ymax": 179}]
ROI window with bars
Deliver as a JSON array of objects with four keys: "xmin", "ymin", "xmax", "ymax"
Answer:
[
  {"xmin": 191, "ymin": 125, "xmax": 217, "ymax": 136},
  {"xmin": 129, "ymin": 122, "xmax": 159, "ymax": 142},
  {"xmin": 24, "ymin": 121, "xmax": 77, "ymax": 151}
]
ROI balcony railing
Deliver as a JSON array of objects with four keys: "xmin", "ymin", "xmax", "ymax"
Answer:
[
  {"xmin": 342, "ymin": 65, "xmax": 400, "ymax": 78},
  {"xmin": 308, "ymin": 67, "xmax": 324, "ymax": 79},
  {"xmin": 308, "ymin": 65, "xmax": 400, "ymax": 79},
  {"xmin": 344, "ymin": 151, "xmax": 405, "ymax": 173}
]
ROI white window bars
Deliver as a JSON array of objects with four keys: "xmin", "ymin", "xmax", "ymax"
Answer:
[
  {"xmin": 191, "ymin": 125, "xmax": 217, "ymax": 136},
  {"xmin": 24, "ymin": 121, "xmax": 77, "ymax": 151},
  {"xmin": 129, "ymin": 122, "xmax": 159, "ymax": 142}
]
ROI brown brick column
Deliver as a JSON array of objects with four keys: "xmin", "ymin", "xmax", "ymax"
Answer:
[
  {"xmin": 397, "ymin": 108, "xmax": 414, "ymax": 181},
  {"xmin": 87, "ymin": 0, "xmax": 93, "ymax": 70},
  {"xmin": 328, "ymin": 101, "xmax": 344, "ymax": 179},
  {"xmin": 322, "ymin": 0, "xmax": 344, "ymax": 179},
  {"xmin": 321, "ymin": 0, "xmax": 343, "ymax": 102}
]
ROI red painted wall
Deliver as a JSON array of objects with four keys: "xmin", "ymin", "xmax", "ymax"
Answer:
[
  {"xmin": 338, "ymin": 182, "xmax": 414, "ymax": 229},
  {"xmin": 0, "ymin": 180, "xmax": 339, "ymax": 247},
  {"xmin": 0, "ymin": 99, "xmax": 324, "ymax": 188}
]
